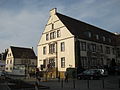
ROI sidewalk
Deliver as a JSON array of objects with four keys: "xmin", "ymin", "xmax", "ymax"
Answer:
[{"xmin": 22, "ymin": 76, "xmax": 120, "ymax": 90}]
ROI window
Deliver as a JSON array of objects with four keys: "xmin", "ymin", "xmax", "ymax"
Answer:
[
  {"xmin": 103, "ymin": 36, "xmax": 106, "ymax": 41},
  {"xmin": 61, "ymin": 42, "xmax": 65, "ymax": 52},
  {"xmin": 50, "ymin": 31, "xmax": 56, "ymax": 39},
  {"xmin": 100, "ymin": 45, "xmax": 103, "ymax": 53},
  {"xmin": 108, "ymin": 38, "xmax": 111, "ymax": 43},
  {"xmin": 49, "ymin": 44, "xmax": 55, "ymax": 54},
  {"xmin": 96, "ymin": 35, "xmax": 99, "ymax": 40},
  {"xmin": 106, "ymin": 47, "xmax": 110, "ymax": 54},
  {"xmin": 112, "ymin": 48, "xmax": 115, "ymax": 55},
  {"xmin": 61, "ymin": 57, "xmax": 65, "ymax": 68},
  {"xmin": 46, "ymin": 34, "xmax": 49, "ymax": 41},
  {"xmin": 57, "ymin": 30, "xmax": 60, "ymax": 37},
  {"xmin": 91, "ymin": 44, "xmax": 96, "ymax": 52},
  {"xmin": 50, "ymin": 32, "xmax": 53, "ymax": 39},
  {"xmin": 43, "ymin": 46, "xmax": 46, "ymax": 55},
  {"xmin": 81, "ymin": 57, "xmax": 88, "ymax": 68},
  {"xmin": 88, "ymin": 32, "xmax": 91, "ymax": 38},
  {"xmin": 52, "ymin": 24, "xmax": 54, "ymax": 29},
  {"xmin": 53, "ymin": 32, "xmax": 56, "ymax": 39},
  {"xmin": 43, "ymin": 59, "xmax": 47, "ymax": 68},
  {"xmin": 10, "ymin": 67, "xmax": 12, "ymax": 70},
  {"xmin": 7, "ymin": 60, "xmax": 9, "ymax": 64},
  {"xmin": 6, "ymin": 67, "xmax": 8, "ymax": 70},
  {"xmin": 49, "ymin": 58, "xmax": 55, "ymax": 68},
  {"xmin": 87, "ymin": 43, "xmax": 91, "ymax": 51},
  {"xmin": 80, "ymin": 41, "xmax": 86, "ymax": 51},
  {"xmin": 10, "ymin": 60, "xmax": 12, "ymax": 64}
]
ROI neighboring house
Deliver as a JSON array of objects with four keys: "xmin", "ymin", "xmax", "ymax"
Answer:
[
  {"xmin": 0, "ymin": 49, "xmax": 8, "ymax": 71},
  {"xmin": 37, "ymin": 8, "xmax": 120, "ymax": 78},
  {"xmin": 5, "ymin": 46, "xmax": 37, "ymax": 75}
]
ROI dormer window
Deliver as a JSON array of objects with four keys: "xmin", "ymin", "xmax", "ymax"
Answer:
[
  {"xmin": 103, "ymin": 36, "xmax": 106, "ymax": 41},
  {"xmin": 108, "ymin": 38, "xmax": 111, "ymax": 43},
  {"xmin": 84, "ymin": 31, "xmax": 91, "ymax": 38},
  {"xmin": 96, "ymin": 35, "xmax": 99, "ymax": 40},
  {"xmin": 88, "ymin": 32, "xmax": 91, "ymax": 38}
]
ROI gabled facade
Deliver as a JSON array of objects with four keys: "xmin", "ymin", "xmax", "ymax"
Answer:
[
  {"xmin": 5, "ymin": 46, "xmax": 37, "ymax": 75},
  {"xmin": 37, "ymin": 8, "xmax": 120, "ymax": 78}
]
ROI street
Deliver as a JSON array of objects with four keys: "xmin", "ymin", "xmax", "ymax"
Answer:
[{"xmin": 0, "ymin": 75, "xmax": 120, "ymax": 90}]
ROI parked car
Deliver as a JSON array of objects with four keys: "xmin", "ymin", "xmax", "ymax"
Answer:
[
  {"xmin": 0, "ymin": 70, "xmax": 6, "ymax": 77},
  {"xmin": 115, "ymin": 66, "xmax": 120, "ymax": 75},
  {"xmin": 77, "ymin": 69, "xmax": 101, "ymax": 80},
  {"xmin": 90, "ymin": 69, "xmax": 108, "ymax": 77}
]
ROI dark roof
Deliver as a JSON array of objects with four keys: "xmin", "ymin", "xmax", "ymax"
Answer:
[
  {"xmin": 10, "ymin": 46, "xmax": 37, "ymax": 59},
  {"xmin": 56, "ymin": 13, "xmax": 116, "ymax": 45}
]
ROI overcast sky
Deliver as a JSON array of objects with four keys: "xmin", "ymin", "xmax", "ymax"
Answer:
[{"xmin": 0, "ymin": 0, "xmax": 120, "ymax": 54}]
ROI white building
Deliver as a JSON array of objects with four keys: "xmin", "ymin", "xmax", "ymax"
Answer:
[
  {"xmin": 5, "ymin": 46, "xmax": 37, "ymax": 75},
  {"xmin": 37, "ymin": 8, "xmax": 120, "ymax": 78}
]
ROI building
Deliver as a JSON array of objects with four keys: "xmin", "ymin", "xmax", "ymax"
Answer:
[
  {"xmin": 37, "ymin": 8, "xmax": 120, "ymax": 78},
  {"xmin": 5, "ymin": 46, "xmax": 37, "ymax": 75},
  {"xmin": 0, "ymin": 49, "xmax": 8, "ymax": 71}
]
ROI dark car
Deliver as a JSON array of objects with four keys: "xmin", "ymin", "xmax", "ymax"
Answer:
[{"xmin": 77, "ymin": 69, "xmax": 101, "ymax": 80}]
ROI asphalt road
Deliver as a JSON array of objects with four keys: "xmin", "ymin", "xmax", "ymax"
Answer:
[{"xmin": 0, "ymin": 75, "xmax": 120, "ymax": 90}]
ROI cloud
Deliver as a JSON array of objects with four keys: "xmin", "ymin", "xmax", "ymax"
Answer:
[{"xmin": 0, "ymin": 0, "xmax": 120, "ymax": 53}]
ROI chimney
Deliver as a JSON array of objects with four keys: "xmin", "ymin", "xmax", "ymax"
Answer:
[{"xmin": 50, "ymin": 8, "xmax": 57, "ymax": 16}]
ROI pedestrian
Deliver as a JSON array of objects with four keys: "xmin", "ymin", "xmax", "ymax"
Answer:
[{"xmin": 65, "ymin": 72, "xmax": 68, "ymax": 82}]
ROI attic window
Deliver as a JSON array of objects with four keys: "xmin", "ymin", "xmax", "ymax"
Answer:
[
  {"xmin": 88, "ymin": 32, "xmax": 91, "ymax": 38},
  {"xmin": 103, "ymin": 36, "xmax": 106, "ymax": 41},
  {"xmin": 96, "ymin": 35, "xmax": 99, "ymax": 40},
  {"xmin": 46, "ymin": 34, "xmax": 49, "ymax": 41},
  {"xmin": 52, "ymin": 24, "xmax": 54, "ymax": 29},
  {"xmin": 57, "ymin": 30, "xmax": 60, "ymax": 37}
]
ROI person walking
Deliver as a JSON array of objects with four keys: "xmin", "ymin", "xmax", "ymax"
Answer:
[{"xmin": 65, "ymin": 72, "xmax": 68, "ymax": 82}]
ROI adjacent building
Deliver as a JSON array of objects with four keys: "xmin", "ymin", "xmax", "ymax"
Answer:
[
  {"xmin": 37, "ymin": 8, "xmax": 120, "ymax": 78},
  {"xmin": 5, "ymin": 46, "xmax": 37, "ymax": 75},
  {"xmin": 0, "ymin": 49, "xmax": 8, "ymax": 71}
]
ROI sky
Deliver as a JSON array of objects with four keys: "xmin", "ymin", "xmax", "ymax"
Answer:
[{"xmin": 0, "ymin": 0, "xmax": 120, "ymax": 54}]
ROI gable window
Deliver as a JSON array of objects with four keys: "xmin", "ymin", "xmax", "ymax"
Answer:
[
  {"xmin": 7, "ymin": 60, "xmax": 9, "ymax": 64},
  {"xmin": 10, "ymin": 60, "xmax": 12, "ymax": 64},
  {"xmin": 43, "ymin": 46, "xmax": 46, "ymax": 55},
  {"xmin": 80, "ymin": 41, "xmax": 86, "ymax": 51},
  {"xmin": 50, "ymin": 32, "xmax": 54, "ymax": 39},
  {"xmin": 52, "ymin": 24, "xmax": 54, "ymax": 29},
  {"xmin": 61, "ymin": 42, "xmax": 65, "ymax": 52},
  {"xmin": 50, "ymin": 31, "xmax": 56, "ymax": 39},
  {"xmin": 57, "ymin": 30, "xmax": 60, "ymax": 37},
  {"xmin": 61, "ymin": 57, "xmax": 65, "ymax": 68},
  {"xmin": 53, "ymin": 32, "xmax": 56, "ymax": 39},
  {"xmin": 46, "ymin": 34, "xmax": 49, "ymax": 41}
]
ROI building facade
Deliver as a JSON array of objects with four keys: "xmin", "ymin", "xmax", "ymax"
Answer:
[
  {"xmin": 37, "ymin": 8, "xmax": 120, "ymax": 78},
  {"xmin": 5, "ymin": 46, "xmax": 37, "ymax": 75}
]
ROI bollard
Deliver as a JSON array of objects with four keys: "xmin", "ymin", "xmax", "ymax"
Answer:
[
  {"xmin": 102, "ymin": 78, "xmax": 104, "ymax": 88},
  {"xmin": 61, "ymin": 79, "xmax": 63, "ymax": 88},
  {"xmin": 73, "ymin": 79, "xmax": 76, "ymax": 88},
  {"xmin": 87, "ymin": 79, "xmax": 89, "ymax": 88}
]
